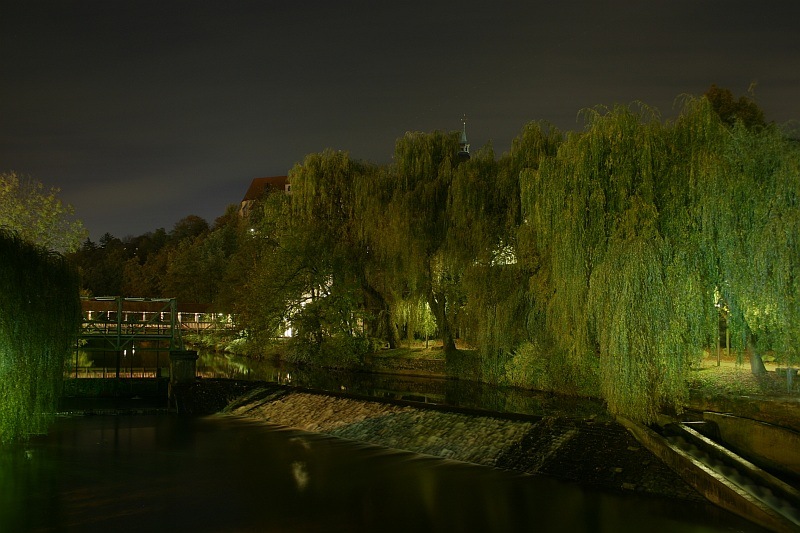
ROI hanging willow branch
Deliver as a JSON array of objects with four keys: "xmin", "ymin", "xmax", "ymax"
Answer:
[
  {"xmin": 0, "ymin": 229, "xmax": 80, "ymax": 443},
  {"xmin": 520, "ymin": 104, "xmax": 719, "ymax": 422}
]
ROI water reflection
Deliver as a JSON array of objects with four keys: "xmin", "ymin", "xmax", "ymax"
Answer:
[{"xmin": 1, "ymin": 415, "xmax": 762, "ymax": 532}]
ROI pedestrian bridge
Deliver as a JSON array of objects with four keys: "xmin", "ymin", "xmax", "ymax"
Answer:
[{"xmin": 71, "ymin": 296, "xmax": 235, "ymax": 378}]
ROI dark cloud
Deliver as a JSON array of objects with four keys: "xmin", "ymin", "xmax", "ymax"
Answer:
[{"xmin": 2, "ymin": 0, "xmax": 798, "ymax": 239}]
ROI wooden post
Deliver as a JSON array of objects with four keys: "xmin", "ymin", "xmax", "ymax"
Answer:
[
  {"xmin": 116, "ymin": 297, "xmax": 123, "ymax": 379},
  {"xmin": 169, "ymin": 350, "xmax": 198, "ymax": 386},
  {"xmin": 168, "ymin": 349, "xmax": 198, "ymax": 410}
]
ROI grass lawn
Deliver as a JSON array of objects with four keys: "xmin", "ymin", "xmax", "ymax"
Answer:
[
  {"xmin": 688, "ymin": 351, "xmax": 798, "ymax": 397},
  {"xmin": 369, "ymin": 341, "xmax": 449, "ymax": 361},
  {"xmin": 374, "ymin": 342, "xmax": 798, "ymax": 398}
]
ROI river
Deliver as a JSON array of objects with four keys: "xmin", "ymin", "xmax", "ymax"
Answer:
[
  {"xmin": 1, "ymin": 414, "xmax": 762, "ymax": 532},
  {"xmin": 195, "ymin": 352, "xmax": 609, "ymax": 419}
]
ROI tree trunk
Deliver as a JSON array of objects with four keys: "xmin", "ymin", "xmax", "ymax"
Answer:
[
  {"xmin": 427, "ymin": 291, "xmax": 456, "ymax": 354},
  {"xmin": 361, "ymin": 280, "xmax": 398, "ymax": 349},
  {"xmin": 746, "ymin": 335, "xmax": 767, "ymax": 376},
  {"xmin": 383, "ymin": 311, "xmax": 399, "ymax": 349}
]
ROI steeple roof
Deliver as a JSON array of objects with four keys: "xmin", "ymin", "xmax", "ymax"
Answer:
[{"xmin": 458, "ymin": 116, "xmax": 470, "ymax": 160}]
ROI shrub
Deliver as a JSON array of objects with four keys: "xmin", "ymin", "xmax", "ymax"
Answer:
[{"xmin": 504, "ymin": 341, "xmax": 600, "ymax": 398}]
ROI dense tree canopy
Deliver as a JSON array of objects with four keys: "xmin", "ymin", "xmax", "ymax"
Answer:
[
  {"xmin": 71, "ymin": 214, "xmax": 233, "ymax": 302},
  {"xmin": 704, "ymin": 84, "xmax": 766, "ymax": 130},
  {"xmin": 67, "ymin": 88, "xmax": 800, "ymax": 422},
  {"xmin": 371, "ymin": 131, "xmax": 464, "ymax": 354}
]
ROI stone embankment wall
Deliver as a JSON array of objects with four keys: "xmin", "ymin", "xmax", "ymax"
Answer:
[
  {"xmin": 225, "ymin": 387, "xmax": 701, "ymax": 501},
  {"xmin": 364, "ymin": 355, "xmax": 446, "ymax": 377}
]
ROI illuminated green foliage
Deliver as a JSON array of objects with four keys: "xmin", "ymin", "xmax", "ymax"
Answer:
[
  {"xmin": 226, "ymin": 188, "xmax": 295, "ymax": 346},
  {"xmin": 454, "ymin": 123, "xmax": 562, "ymax": 379},
  {"xmin": 0, "ymin": 172, "xmax": 86, "ymax": 253},
  {"xmin": 62, "ymin": 88, "xmax": 800, "ymax": 422},
  {"xmin": 0, "ymin": 229, "xmax": 80, "ymax": 444},
  {"xmin": 516, "ymin": 97, "xmax": 799, "ymax": 422},
  {"xmin": 286, "ymin": 151, "xmax": 386, "ymax": 364},
  {"xmin": 520, "ymin": 105, "xmax": 693, "ymax": 421},
  {"xmin": 394, "ymin": 298, "xmax": 437, "ymax": 346},
  {"xmin": 366, "ymin": 131, "xmax": 464, "ymax": 355},
  {"xmin": 683, "ymin": 97, "xmax": 800, "ymax": 372},
  {"xmin": 229, "ymin": 151, "xmax": 392, "ymax": 363}
]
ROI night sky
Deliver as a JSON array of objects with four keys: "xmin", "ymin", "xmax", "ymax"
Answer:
[{"xmin": 2, "ymin": 1, "xmax": 799, "ymax": 240}]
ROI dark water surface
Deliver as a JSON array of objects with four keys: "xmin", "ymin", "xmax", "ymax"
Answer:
[
  {"xmin": 196, "ymin": 353, "xmax": 609, "ymax": 419},
  {"xmin": 1, "ymin": 415, "xmax": 763, "ymax": 532}
]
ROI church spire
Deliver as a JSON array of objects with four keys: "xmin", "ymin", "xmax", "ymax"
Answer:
[{"xmin": 458, "ymin": 115, "xmax": 470, "ymax": 161}]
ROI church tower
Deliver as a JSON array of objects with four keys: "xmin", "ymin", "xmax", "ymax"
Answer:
[{"xmin": 458, "ymin": 115, "xmax": 470, "ymax": 161}]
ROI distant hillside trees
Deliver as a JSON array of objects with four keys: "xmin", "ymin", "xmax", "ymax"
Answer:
[
  {"xmin": 70, "ymin": 213, "xmax": 233, "ymax": 304},
  {"xmin": 704, "ymin": 83, "xmax": 766, "ymax": 130}
]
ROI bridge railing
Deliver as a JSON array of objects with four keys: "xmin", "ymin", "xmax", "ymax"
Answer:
[
  {"xmin": 70, "ymin": 297, "xmax": 239, "ymax": 379},
  {"xmin": 66, "ymin": 366, "xmax": 170, "ymax": 379},
  {"xmin": 73, "ymin": 297, "xmax": 179, "ymax": 379}
]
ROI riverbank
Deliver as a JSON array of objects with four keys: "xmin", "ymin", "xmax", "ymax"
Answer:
[
  {"xmin": 687, "ymin": 358, "xmax": 800, "ymax": 432},
  {"xmin": 243, "ymin": 343, "xmax": 799, "ymax": 430}
]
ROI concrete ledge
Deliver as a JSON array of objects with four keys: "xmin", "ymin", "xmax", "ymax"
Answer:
[
  {"xmin": 617, "ymin": 415, "xmax": 799, "ymax": 533},
  {"xmin": 704, "ymin": 411, "xmax": 800, "ymax": 478},
  {"xmin": 687, "ymin": 392, "xmax": 800, "ymax": 432}
]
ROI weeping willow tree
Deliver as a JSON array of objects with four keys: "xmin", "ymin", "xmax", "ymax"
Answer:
[
  {"xmin": 749, "ymin": 133, "xmax": 800, "ymax": 371},
  {"xmin": 515, "ymin": 95, "xmax": 800, "ymax": 421},
  {"xmin": 393, "ymin": 297, "xmax": 437, "ymax": 347},
  {"xmin": 0, "ymin": 229, "xmax": 80, "ymax": 444},
  {"xmin": 520, "ymin": 104, "xmax": 720, "ymax": 422},
  {"xmin": 217, "ymin": 90, "xmax": 797, "ymax": 417},
  {"xmin": 268, "ymin": 150, "xmax": 391, "ymax": 364},
  {"xmin": 683, "ymin": 95, "xmax": 800, "ymax": 374},
  {"xmin": 451, "ymin": 122, "xmax": 562, "ymax": 380},
  {"xmin": 364, "ymin": 131, "xmax": 465, "ymax": 356}
]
